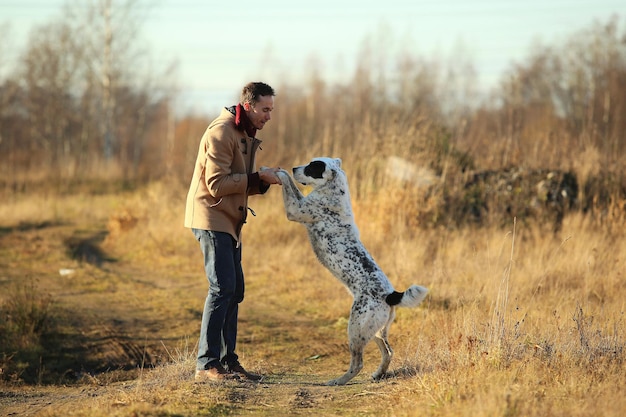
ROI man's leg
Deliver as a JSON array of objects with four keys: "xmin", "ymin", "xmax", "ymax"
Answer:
[
  {"xmin": 193, "ymin": 229, "xmax": 238, "ymax": 372},
  {"xmin": 220, "ymin": 242, "xmax": 262, "ymax": 381},
  {"xmin": 221, "ymin": 240, "xmax": 244, "ymax": 365}
]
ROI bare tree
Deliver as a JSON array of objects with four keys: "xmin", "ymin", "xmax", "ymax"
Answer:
[
  {"xmin": 496, "ymin": 16, "xmax": 626, "ymax": 167},
  {"xmin": 4, "ymin": 0, "xmax": 177, "ymax": 180},
  {"xmin": 67, "ymin": 0, "xmax": 151, "ymax": 167},
  {"xmin": 17, "ymin": 20, "xmax": 84, "ymax": 173}
]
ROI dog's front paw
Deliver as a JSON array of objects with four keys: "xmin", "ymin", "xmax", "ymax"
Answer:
[{"xmin": 275, "ymin": 170, "xmax": 290, "ymax": 180}]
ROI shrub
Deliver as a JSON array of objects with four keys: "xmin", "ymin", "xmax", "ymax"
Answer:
[{"xmin": 0, "ymin": 278, "xmax": 55, "ymax": 383}]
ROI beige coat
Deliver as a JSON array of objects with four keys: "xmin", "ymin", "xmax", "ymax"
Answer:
[{"xmin": 184, "ymin": 108, "xmax": 266, "ymax": 242}]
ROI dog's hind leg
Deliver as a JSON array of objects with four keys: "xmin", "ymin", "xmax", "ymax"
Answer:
[
  {"xmin": 326, "ymin": 339, "xmax": 366, "ymax": 386},
  {"xmin": 372, "ymin": 308, "xmax": 396, "ymax": 380},
  {"xmin": 327, "ymin": 302, "xmax": 388, "ymax": 386},
  {"xmin": 372, "ymin": 336, "xmax": 393, "ymax": 380},
  {"xmin": 326, "ymin": 307, "xmax": 371, "ymax": 385}
]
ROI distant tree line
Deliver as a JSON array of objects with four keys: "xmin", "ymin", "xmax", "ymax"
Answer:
[
  {"xmin": 0, "ymin": 1, "xmax": 624, "ymax": 216},
  {"xmin": 0, "ymin": 0, "xmax": 176, "ymax": 184}
]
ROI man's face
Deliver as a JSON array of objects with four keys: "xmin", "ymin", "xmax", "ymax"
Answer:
[{"xmin": 244, "ymin": 95, "xmax": 274, "ymax": 130}]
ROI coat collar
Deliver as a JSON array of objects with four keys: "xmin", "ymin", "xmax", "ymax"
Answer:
[{"xmin": 227, "ymin": 104, "xmax": 257, "ymax": 138}]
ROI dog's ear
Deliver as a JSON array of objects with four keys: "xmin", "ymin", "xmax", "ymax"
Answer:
[{"xmin": 335, "ymin": 158, "xmax": 342, "ymax": 168}]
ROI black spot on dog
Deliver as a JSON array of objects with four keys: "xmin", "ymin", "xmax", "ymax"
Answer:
[
  {"xmin": 303, "ymin": 160, "xmax": 327, "ymax": 179},
  {"xmin": 346, "ymin": 246, "xmax": 377, "ymax": 274},
  {"xmin": 385, "ymin": 291, "xmax": 403, "ymax": 306}
]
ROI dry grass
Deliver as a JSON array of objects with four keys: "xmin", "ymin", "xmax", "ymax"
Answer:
[{"xmin": 0, "ymin": 176, "xmax": 625, "ymax": 416}]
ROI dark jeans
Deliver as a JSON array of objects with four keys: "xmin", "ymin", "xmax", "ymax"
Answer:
[{"xmin": 192, "ymin": 229, "xmax": 244, "ymax": 370}]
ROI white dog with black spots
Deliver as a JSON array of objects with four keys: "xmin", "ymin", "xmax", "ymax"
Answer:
[{"xmin": 275, "ymin": 157, "xmax": 428, "ymax": 386}]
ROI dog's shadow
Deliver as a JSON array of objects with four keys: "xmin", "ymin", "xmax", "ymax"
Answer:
[
  {"xmin": 258, "ymin": 374, "xmax": 362, "ymax": 387},
  {"xmin": 258, "ymin": 366, "xmax": 426, "ymax": 386}
]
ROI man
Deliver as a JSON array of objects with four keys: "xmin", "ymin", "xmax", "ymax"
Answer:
[{"xmin": 185, "ymin": 82, "xmax": 282, "ymax": 382}]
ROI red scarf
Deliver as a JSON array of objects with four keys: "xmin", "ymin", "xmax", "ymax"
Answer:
[{"xmin": 235, "ymin": 104, "xmax": 257, "ymax": 138}]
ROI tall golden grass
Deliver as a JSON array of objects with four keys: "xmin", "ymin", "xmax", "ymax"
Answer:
[
  {"xmin": 1, "ymin": 79, "xmax": 625, "ymax": 414},
  {"xmin": 2, "ymin": 18, "xmax": 626, "ymax": 414},
  {"xmin": 2, "ymin": 163, "xmax": 624, "ymax": 415},
  {"xmin": 251, "ymin": 179, "xmax": 624, "ymax": 416}
]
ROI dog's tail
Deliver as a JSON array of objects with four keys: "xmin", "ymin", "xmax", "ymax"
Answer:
[{"xmin": 385, "ymin": 285, "xmax": 428, "ymax": 308}]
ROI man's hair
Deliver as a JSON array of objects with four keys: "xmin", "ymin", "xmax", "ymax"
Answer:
[{"xmin": 240, "ymin": 82, "xmax": 275, "ymax": 105}]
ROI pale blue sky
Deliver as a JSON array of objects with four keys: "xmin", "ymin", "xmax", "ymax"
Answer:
[{"xmin": 1, "ymin": 0, "xmax": 624, "ymax": 115}]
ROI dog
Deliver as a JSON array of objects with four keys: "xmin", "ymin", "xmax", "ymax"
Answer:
[{"xmin": 275, "ymin": 157, "xmax": 428, "ymax": 385}]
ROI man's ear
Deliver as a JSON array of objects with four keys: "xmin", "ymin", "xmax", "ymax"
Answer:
[{"xmin": 243, "ymin": 102, "xmax": 251, "ymax": 111}]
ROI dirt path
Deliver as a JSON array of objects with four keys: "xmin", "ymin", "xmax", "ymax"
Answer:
[
  {"xmin": 0, "ymin": 219, "xmax": 395, "ymax": 416},
  {"xmin": 1, "ymin": 220, "xmax": 202, "ymax": 375}
]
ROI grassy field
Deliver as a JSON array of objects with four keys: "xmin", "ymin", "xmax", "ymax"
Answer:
[{"xmin": 0, "ymin": 178, "xmax": 625, "ymax": 416}]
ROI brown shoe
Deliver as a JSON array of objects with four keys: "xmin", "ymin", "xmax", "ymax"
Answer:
[
  {"xmin": 226, "ymin": 362, "xmax": 263, "ymax": 381},
  {"xmin": 195, "ymin": 364, "xmax": 240, "ymax": 382}
]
